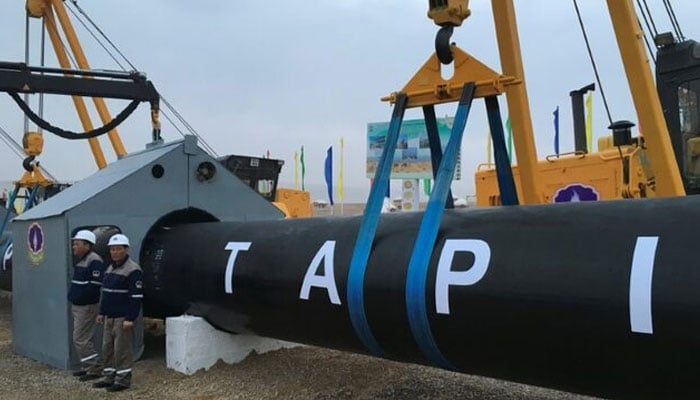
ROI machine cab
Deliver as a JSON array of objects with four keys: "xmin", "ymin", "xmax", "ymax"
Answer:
[
  {"xmin": 656, "ymin": 37, "xmax": 700, "ymax": 194},
  {"xmin": 216, "ymin": 154, "xmax": 283, "ymax": 201}
]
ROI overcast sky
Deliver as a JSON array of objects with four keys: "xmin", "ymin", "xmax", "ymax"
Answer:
[{"xmin": 1, "ymin": 1, "xmax": 699, "ymax": 202}]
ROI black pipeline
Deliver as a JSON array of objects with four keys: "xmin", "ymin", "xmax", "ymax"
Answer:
[{"xmin": 141, "ymin": 196, "xmax": 700, "ymax": 400}]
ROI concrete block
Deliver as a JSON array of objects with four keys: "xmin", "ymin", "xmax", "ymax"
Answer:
[{"xmin": 166, "ymin": 315, "xmax": 299, "ymax": 375}]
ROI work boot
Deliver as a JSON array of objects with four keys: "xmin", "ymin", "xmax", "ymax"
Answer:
[
  {"xmin": 72, "ymin": 370, "xmax": 87, "ymax": 377},
  {"xmin": 78, "ymin": 374, "xmax": 101, "ymax": 381},
  {"xmin": 105, "ymin": 384, "xmax": 128, "ymax": 392},
  {"xmin": 92, "ymin": 380, "xmax": 114, "ymax": 388}
]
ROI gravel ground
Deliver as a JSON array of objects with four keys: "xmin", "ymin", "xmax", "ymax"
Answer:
[{"xmin": 0, "ymin": 293, "xmax": 605, "ymax": 400}]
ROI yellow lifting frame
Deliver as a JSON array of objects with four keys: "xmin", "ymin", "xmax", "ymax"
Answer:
[
  {"xmin": 383, "ymin": 0, "xmax": 543, "ymax": 204},
  {"xmin": 381, "ymin": 46, "xmax": 521, "ymax": 108}
]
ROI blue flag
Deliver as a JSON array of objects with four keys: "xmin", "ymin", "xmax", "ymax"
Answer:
[
  {"xmin": 553, "ymin": 106, "xmax": 560, "ymax": 156},
  {"xmin": 324, "ymin": 146, "xmax": 334, "ymax": 205}
]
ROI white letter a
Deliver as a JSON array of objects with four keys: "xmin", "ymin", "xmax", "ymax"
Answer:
[{"xmin": 299, "ymin": 241, "xmax": 341, "ymax": 305}]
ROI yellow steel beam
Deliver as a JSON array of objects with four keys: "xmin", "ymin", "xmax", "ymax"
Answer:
[
  {"xmin": 42, "ymin": 6, "xmax": 108, "ymax": 169},
  {"xmin": 606, "ymin": 0, "xmax": 685, "ymax": 197},
  {"xmin": 50, "ymin": 0, "xmax": 128, "ymax": 159},
  {"xmin": 491, "ymin": 0, "xmax": 541, "ymax": 204}
]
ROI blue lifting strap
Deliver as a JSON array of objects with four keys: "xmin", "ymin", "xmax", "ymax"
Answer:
[
  {"xmin": 405, "ymin": 82, "xmax": 475, "ymax": 370},
  {"xmin": 347, "ymin": 93, "xmax": 408, "ymax": 357},
  {"xmin": 422, "ymin": 105, "xmax": 455, "ymax": 209},
  {"xmin": 485, "ymin": 96, "xmax": 519, "ymax": 205}
]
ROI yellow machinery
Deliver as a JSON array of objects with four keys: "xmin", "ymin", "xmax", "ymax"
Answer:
[
  {"xmin": 12, "ymin": 1, "xmax": 685, "ymax": 213},
  {"xmin": 13, "ymin": 0, "xmax": 312, "ymax": 218},
  {"xmin": 1, "ymin": 0, "xmax": 160, "ymax": 212},
  {"xmin": 470, "ymin": 0, "xmax": 687, "ymax": 205},
  {"xmin": 475, "ymin": 138, "xmax": 654, "ymax": 206},
  {"xmin": 18, "ymin": 131, "xmax": 51, "ymax": 189},
  {"xmin": 217, "ymin": 154, "xmax": 312, "ymax": 218},
  {"xmin": 474, "ymin": 0, "xmax": 697, "ymax": 205},
  {"xmin": 25, "ymin": 0, "xmax": 128, "ymax": 171},
  {"xmin": 0, "ymin": 0, "xmax": 160, "ymax": 216},
  {"xmin": 384, "ymin": 0, "xmax": 683, "ymax": 208},
  {"xmin": 274, "ymin": 189, "xmax": 312, "ymax": 218}
]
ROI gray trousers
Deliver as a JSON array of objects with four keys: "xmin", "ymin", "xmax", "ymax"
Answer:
[
  {"xmin": 101, "ymin": 317, "xmax": 134, "ymax": 387},
  {"xmin": 71, "ymin": 304, "xmax": 101, "ymax": 374}
]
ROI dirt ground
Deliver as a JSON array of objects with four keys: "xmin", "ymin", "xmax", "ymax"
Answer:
[{"xmin": 0, "ymin": 293, "xmax": 605, "ymax": 400}]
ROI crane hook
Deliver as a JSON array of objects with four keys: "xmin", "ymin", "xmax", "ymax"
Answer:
[
  {"xmin": 435, "ymin": 25, "xmax": 455, "ymax": 65},
  {"xmin": 22, "ymin": 156, "xmax": 36, "ymax": 173}
]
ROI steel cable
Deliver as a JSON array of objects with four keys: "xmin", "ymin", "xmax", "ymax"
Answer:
[
  {"xmin": 65, "ymin": 1, "xmax": 218, "ymax": 156},
  {"xmin": 572, "ymin": 0, "xmax": 613, "ymax": 125}
]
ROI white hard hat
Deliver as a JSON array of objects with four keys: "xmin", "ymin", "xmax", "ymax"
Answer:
[
  {"xmin": 72, "ymin": 230, "xmax": 96, "ymax": 245},
  {"xmin": 108, "ymin": 234, "xmax": 130, "ymax": 247}
]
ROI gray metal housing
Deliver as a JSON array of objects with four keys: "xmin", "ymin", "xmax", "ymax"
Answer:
[{"xmin": 11, "ymin": 136, "xmax": 282, "ymax": 368}]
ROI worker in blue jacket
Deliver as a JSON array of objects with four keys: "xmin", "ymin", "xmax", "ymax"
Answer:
[
  {"xmin": 92, "ymin": 233, "xmax": 143, "ymax": 392},
  {"xmin": 68, "ymin": 230, "xmax": 105, "ymax": 378}
]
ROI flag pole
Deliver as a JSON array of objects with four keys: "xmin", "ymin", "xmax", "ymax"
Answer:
[
  {"xmin": 554, "ymin": 106, "xmax": 560, "ymax": 158},
  {"xmin": 486, "ymin": 129, "xmax": 492, "ymax": 164},
  {"xmin": 293, "ymin": 151, "xmax": 299, "ymax": 190},
  {"xmin": 300, "ymin": 146, "xmax": 306, "ymax": 191},
  {"xmin": 324, "ymin": 145, "xmax": 335, "ymax": 215},
  {"xmin": 585, "ymin": 92, "xmax": 593, "ymax": 152},
  {"xmin": 505, "ymin": 116, "xmax": 513, "ymax": 163},
  {"xmin": 339, "ymin": 137, "xmax": 345, "ymax": 215}
]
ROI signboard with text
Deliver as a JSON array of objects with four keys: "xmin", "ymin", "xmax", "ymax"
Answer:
[{"xmin": 366, "ymin": 117, "xmax": 461, "ymax": 180}]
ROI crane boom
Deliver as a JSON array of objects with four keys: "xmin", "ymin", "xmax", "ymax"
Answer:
[
  {"xmin": 0, "ymin": 62, "xmax": 158, "ymax": 103},
  {"xmin": 606, "ymin": 0, "xmax": 685, "ymax": 196}
]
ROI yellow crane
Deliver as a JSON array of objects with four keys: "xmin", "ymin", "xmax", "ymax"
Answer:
[
  {"xmin": 5, "ymin": 0, "xmax": 312, "ymax": 219},
  {"xmin": 25, "ymin": 0, "xmax": 129, "ymax": 173},
  {"xmin": 471, "ymin": 0, "xmax": 690, "ymax": 205},
  {"xmin": 0, "ymin": 0, "xmax": 160, "ymax": 215},
  {"xmin": 385, "ymin": 0, "xmax": 684, "ymax": 207}
]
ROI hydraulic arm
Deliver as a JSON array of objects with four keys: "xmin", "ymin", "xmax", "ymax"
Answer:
[
  {"xmin": 0, "ymin": 62, "xmax": 159, "ymax": 104},
  {"xmin": 11, "ymin": 0, "xmax": 161, "ymax": 174},
  {"xmin": 0, "ymin": 62, "xmax": 160, "ymax": 141},
  {"xmin": 0, "ymin": 61, "xmax": 160, "ymax": 192},
  {"xmin": 0, "ymin": 0, "xmax": 161, "ymax": 216}
]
